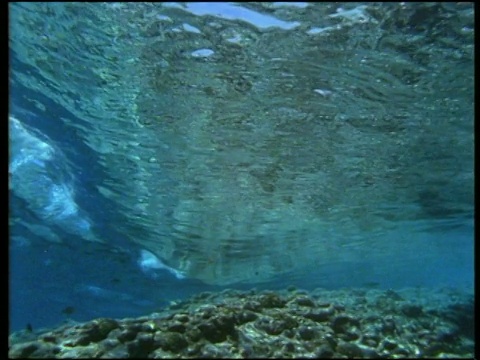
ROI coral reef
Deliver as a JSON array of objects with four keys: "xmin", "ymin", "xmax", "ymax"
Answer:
[{"xmin": 9, "ymin": 287, "xmax": 473, "ymax": 358}]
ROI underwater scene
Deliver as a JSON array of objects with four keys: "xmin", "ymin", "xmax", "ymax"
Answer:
[{"xmin": 9, "ymin": 2, "xmax": 474, "ymax": 358}]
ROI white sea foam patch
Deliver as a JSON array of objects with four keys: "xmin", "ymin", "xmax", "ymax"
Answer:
[
  {"xmin": 9, "ymin": 115, "xmax": 98, "ymax": 242},
  {"xmin": 138, "ymin": 249, "xmax": 186, "ymax": 280}
]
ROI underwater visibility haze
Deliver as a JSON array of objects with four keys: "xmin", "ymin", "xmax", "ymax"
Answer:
[{"xmin": 9, "ymin": 2, "xmax": 474, "ymax": 357}]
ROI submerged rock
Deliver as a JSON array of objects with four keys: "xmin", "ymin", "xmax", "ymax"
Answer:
[{"xmin": 8, "ymin": 287, "xmax": 474, "ymax": 359}]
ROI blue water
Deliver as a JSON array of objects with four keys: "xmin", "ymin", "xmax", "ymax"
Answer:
[
  {"xmin": 8, "ymin": 87, "xmax": 474, "ymax": 330},
  {"xmin": 9, "ymin": 74, "xmax": 201, "ymax": 330},
  {"xmin": 9, "ymin": 3, "xmax": 474, "ymax": 334}
]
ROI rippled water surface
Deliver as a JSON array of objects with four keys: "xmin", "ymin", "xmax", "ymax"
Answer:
[{"xmin": 9, "ymin": 3, "xmax": 473, "ymax": 292}]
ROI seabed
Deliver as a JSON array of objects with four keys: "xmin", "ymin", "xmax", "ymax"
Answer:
[{"xmin": 9, "ymin": 287, "xmax": 474, "ymax": 358}]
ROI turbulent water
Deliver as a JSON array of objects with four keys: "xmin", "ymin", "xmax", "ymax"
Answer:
[{"xmin": 9, "ymin": 2, "xmax": 473, "ymax": 288}]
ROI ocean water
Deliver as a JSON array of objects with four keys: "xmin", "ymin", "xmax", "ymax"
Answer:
[{"xmin": 9, "ymin": 2, "xmax": 473, "ymax": 335}]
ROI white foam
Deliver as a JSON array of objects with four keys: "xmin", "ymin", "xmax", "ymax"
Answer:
[
  {"xmin": 9, "ymin": 115, "xmax": 97, "ymax": 242},
  {"xmin": 138, "ymin": 249, "xmax": 186, "ymax": 279}
]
